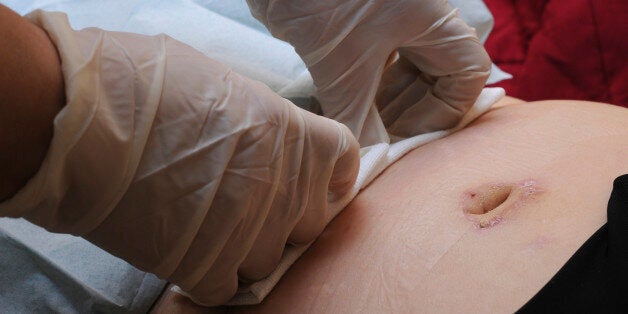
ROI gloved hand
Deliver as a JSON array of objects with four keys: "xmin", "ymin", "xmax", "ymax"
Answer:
[
  {"xmin": 1, "ymin": 11, "xmax": 359, "ymax": 306},
  {"xmin": 247, "ymin": 0, "xmax": 492, "ymax": 145}
]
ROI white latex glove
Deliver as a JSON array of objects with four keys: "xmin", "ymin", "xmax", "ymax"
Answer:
[
  {"xmin": 247, "ymin": 0, "xmax": 492, "ymax": 146},
  {"xmin": 0, "ymin": 11, "xmax": 359, "ymax": 306}
]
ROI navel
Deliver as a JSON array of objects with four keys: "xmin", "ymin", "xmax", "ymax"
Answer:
[{"xmin": 462, "ymin": 180, "xmax": 541, "ymax": 229}]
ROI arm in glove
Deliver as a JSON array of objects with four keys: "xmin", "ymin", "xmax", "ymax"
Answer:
[
  {"xmin": 247, "ymin": 0, "xmax": 492, "ymax": 145},
  {"xmin": 0, "ymin": 11, "xmax": 359, "ymax": 306}
]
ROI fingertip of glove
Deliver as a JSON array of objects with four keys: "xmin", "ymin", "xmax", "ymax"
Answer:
[{"xmin": 328, "ymin": 122, "xmax": 360, "ymax": 200}]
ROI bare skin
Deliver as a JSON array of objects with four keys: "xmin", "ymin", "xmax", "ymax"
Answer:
[
  {"xmin": 0, "ymin": 4, "xmax": 65, "ymax": 202},
  {"xmin": 151, "ymin": 98, "xmax": 628, "ymax": 313}
]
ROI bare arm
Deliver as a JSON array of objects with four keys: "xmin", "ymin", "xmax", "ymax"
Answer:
[{"xmin": 0, "ymin": 4, "xmax": 65, "ymax": 201}]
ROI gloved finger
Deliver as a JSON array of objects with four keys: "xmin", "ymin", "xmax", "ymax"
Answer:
[
  {"xmin": 238, "ymin": 173, "xmax": 305, "ymax": 281},
  {"xmin": 288, "ymin": 110, "xmax": 359, "ymax": 244},
  {"xmin": 386, "ymin": 11, "xmax": 491, "ymax": 137},
  {"xmin": 388, "ymin": 89, "xmax": 467, "ymax": 136},
  {"xmin": 308, "ymin": 39, "xmax": 391, "ymax": 145},
  {"xmin": 237, "ymin": 102, "xmax": 308, "ymax": 281},
  {"xmin": 377, "ymin": 56, "xmax": 437, "ymax": 128},
  {"xmin": 297, "ymin": 109, "xmax": 360, "ymax": 202},
  {"xmin": 376, "ymin": 55, "xmax": 420, "ymax": 114},
  {"xmin": 238, "ymin": 215, "xmax": 289, "ymax": 281},
  {"xmin": 326, "ymin": 122, "xmax": 360, "ymax": 201},
  {"xmin": 181, "ymin": 235, "xmax": 242, "ymax": 306},
  {"xmin": 238, "ymin": 105, "xmax": 359, "ymax": 280},
  {"xmin": 183, "ymin": 95, "xmax": 310, "ymax": 300}
]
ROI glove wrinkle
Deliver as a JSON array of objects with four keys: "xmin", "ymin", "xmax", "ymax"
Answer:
[
  {"xmin": 0, "ymin": 10, "xmax": 360, "ymax": 306},
  {"xmin": 248, "ymin": 0, "xmax": 491, "ymax": 146},
  {"xmin": 404, "ymin": 8, "xmax": 460, "ymax": 44}
]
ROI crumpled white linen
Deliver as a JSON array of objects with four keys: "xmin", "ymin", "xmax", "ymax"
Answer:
[{"xmin": 0, "ymin": 10, "xmax": 359, "ymax": 306}]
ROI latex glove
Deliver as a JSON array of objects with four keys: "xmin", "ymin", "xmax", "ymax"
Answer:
[
  {"xmin": 247, "ymin": 0, "xmax": 492, "ymax": 145},
  {"xmin": 0, "ymin": 11, "xmax": 359, "ymax": 306}
]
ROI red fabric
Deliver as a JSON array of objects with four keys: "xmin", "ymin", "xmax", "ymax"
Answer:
[{"xmin": 483, "ymin": 0, "xmax": 628, "ymax": 108}]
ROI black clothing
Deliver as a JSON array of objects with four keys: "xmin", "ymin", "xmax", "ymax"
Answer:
[{"xmin": 518, "ymin": 174, "xmax": 628, "ymax": 313}]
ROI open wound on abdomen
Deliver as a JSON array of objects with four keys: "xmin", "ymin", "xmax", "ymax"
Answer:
[{"xmin": 462, "ymin": 180, "xmax": 541, "ymax": 229}]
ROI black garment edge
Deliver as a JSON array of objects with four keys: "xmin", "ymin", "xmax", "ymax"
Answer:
[{"xmin": 517, "ymin": 174, "xmax": 628, "ymax": 313}]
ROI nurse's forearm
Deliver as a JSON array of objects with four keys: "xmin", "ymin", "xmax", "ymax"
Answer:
[{"xmin": 0, "ymin": 4, "xmax": 65, "ymax": 201}]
